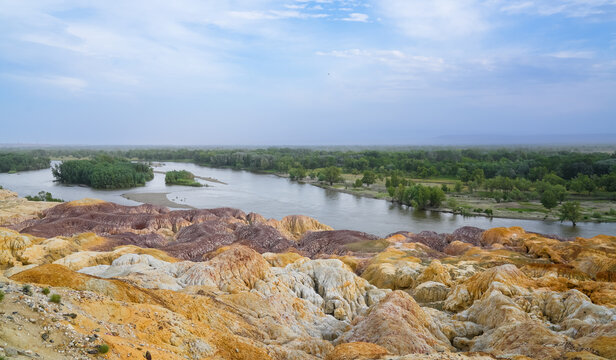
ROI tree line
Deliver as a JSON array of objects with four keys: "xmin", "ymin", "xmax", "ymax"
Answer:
[
  {"xmin": 20, "ymin": 147, "xmax": 616, "ymax": 180},
  {"xmin": 51, "ymin": 156, "xmax": 153, "ymax": 189},
  {"xmin": 0, "ymin": 152, "xmax": 50, "ymax": 173}
]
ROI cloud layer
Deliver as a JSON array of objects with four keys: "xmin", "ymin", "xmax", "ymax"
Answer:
[{"xmin": 0, "ymin": 0, "xmax": 615, "ymax": 144}]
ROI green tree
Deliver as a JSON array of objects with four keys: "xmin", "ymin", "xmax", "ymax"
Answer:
[
  {"xmin": 288, "ymin": 167, "xmax": 307, "ymax": 181},
  {"xmin": 361, "ymin": 170, "xmax": 376, "ymax": 186},
  {"xmin": 454, "ymin": 182, "xmax": 462, "ymax": 193},
  {"xmin": 428, "ymin": 186, "xmax": 446, "ymax": 208},
  {"xmin": 408, "ymin": 184, "xmax": 430, "ymax": 210},
  {"xmin": 529, "ymin": 166, "xmax": 548, "ymax": 181},
  {"xmin": 322, "ymin": 166, "xmax": 342, "ymax": 185},
  {"xmin": 540, "ymin": 189, "xmax": 558, "ymax": 210},
  {"xmin": 552, "ymin": 184, "xmax": 567, "ymax": 203},
  {"xmin": 599, "ymin": 172, "xmax": 616, "ymax": 192},
  {"xmin": 514, "ymin": 178, "xmax": 532, "ymax": 192},
  {"xmin": 543, "ymin": 173, "xmax": 566, "ymax": 186},
  {"xmin": 559, "ymin": 201, "xmax": 582, "ymax": 227},
  {"xmin": 471, "ymin": 168, "xmax": 485, "ymax": 186},
  {"xmin": 353, "ymin": 179, "xmax": 363, "ymax": 188},
  {"xmin": 570, "ymin": 174, "xmax": 596, "ymax": 194}
]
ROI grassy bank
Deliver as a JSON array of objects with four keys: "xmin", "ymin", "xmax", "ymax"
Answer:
[{"xmin": 296, "ymin": 173, "xmax": 616, "ymax": 223}]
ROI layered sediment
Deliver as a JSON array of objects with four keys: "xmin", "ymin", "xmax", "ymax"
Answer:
[{"xmin": 0, "ymin": 196, "xmax": 615, "ymax": 359}]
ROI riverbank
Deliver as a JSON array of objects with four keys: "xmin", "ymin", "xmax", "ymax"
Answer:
[
  {"xmin": 121, "ymin": 192, "xmax": 194, "ymax": 209},
  {"xmin": 296, "ymin": 176, "xmax": 616, "ymax": 224}
]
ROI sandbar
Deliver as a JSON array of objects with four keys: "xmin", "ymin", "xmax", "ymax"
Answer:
[{"xmin": 122, "ymin": 192, "xmax": 194, "ymax": 209}]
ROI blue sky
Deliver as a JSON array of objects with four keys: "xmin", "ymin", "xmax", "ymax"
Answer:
[{"xmin": 1, "ymin": 0, "xmax": 615, "ymax": 145}]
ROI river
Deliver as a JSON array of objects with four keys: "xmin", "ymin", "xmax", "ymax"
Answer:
[{"xmin": 1, "ymin": 162, "xmax": 614, "ymax": 238}]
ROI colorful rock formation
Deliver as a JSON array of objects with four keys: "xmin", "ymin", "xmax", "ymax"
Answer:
[{"xmin": 0, "ymin": 197, "xmax": 615, "ymax": 359}]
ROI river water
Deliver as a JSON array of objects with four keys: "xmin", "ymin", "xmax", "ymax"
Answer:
[{"xmin": 1, "ymin": 162, "xmax": 614, "ymax": 238}]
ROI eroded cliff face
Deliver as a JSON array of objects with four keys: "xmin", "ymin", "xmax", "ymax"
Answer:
[
  {"xmin": 0, "ymin": 189, "xmax": 59, "ymax": 226},
  {"xmin": 1, "ymin": 198, "xmax": 615, "ymax": 360}
]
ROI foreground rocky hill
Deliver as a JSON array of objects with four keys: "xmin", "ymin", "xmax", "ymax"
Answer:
[
  {"xmin": 0, "ymin": 189, "xmax": 57, "ymax": 226},
  {"xmin": 0, "ymin": 195, "xmax": 615, "ymax": 359}
]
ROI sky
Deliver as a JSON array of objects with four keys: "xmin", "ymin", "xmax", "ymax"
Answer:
[{"xmin": 0, "ymin": 0, "xmax": 615, "ymax": 145}]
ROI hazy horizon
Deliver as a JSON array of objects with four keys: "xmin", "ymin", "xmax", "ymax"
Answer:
[{"xmin": 1, "ymin": 1, "xmax": 615, "ymax": 145}]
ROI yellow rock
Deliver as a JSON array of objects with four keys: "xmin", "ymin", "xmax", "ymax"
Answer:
[
  {"xmin": 263, "ymin": 251, "xmax": 306, "ymax": 267},
  {"xmin": 248, "ymin": 213, "xmax": 333, "ymax": 241},
  {"xmin": 54, "ymin": 245, "xmax": 177, "ymax": 271},
  {"xmin": 361, "ymin": 248, "xmax": 422, "ymax": 290},
  {"xmin": 0, "ymin": 228, "xmax": 43, "ymax": 268},
  {"xmin": 0, "ymin": 189, "xmax": 58, "ymax": 226},
  {"xmin": 417, "ymin": 259, "xmax": 452, "ymax": 286},
  {"xmin": 63, "ymin": 198, "xmax": 106, "ymax": 207},
  {"xmin": 326, "ymin": 342, "xmax": 391, "ymax": 360}
]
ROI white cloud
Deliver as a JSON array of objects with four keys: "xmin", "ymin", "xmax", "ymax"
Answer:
[
  {"xmin": 377, "ymin": 0, "xmax": 616, "ymax": 42},
  {"xmin": 376, "ymin": 0, "xmax": 488, "ymax": 41},
  {"xmin": 341, "ymin": 13, "xmax": 368, "ymax": 22},
  {"xmin": 230, "ymin": 10, "xmax": 328, "ymax": 20},
  {"xmin": 548, "ymin": 51, "xmax": 595, "ymax": 59},
  {"xmin": 43, "ymin": 75, "xmax": 88, "ymax": 92},
  {"xmin": 0, "ymin": 0, "xmax": 326, "ymax": 95},
  {"xmin": 317, "ymin": 49, "xmax": 447, "ymax": 72},
  {"xmin": 499, "ymin": 0, "xmax": 616, "ymax": 17},
  {"xmin": 284, "ymin": 4, "xmax": 307, "ymax": 9},
  {"xmin": 4, "ymin": 73, "xmax": 88, "ymax": 92}
]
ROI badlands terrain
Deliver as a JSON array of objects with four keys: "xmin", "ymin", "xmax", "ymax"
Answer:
[{"xmin": 0, "ymin": 188, "xmax": 615, "ymax": 360}]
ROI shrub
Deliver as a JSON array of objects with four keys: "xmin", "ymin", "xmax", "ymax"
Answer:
[
  {"xmin": 460, "ymin": 208, "xmax": 472, "ymax": 216},
  {"xmin": 25, "ymin": 191, "xmax": 64, "ymax": 202},
  {"xmin": 49, "ymin": 294, "xmax": 61, "ymax": 304},
  {"xmin": 484, "ymin": 209, "xmax": 493, "ymax": 216},
  {"xmin": 22, "ymin": 284, "xmax": 32, "ymax": 296},
  {"xmin": 510, "ymin": 188, "xmax": 526, "ymax": 201},
  {"xmin": 42, "ymin": 287, "xmax": 50, "ymax": 295},
  {"xmin": 0, "ymin": 290, "xmax": 4, "ymax": 302},
  {"xmin": 98, "ymin": 344, "xmax": 110, "ymax": 354},
  {"xmin": 446, "ymin": 198, "xmax": 458, "ymax": 209},
  {"xmin": 165, "ymin": 170, "xmax": 203, "ymax": 187}
]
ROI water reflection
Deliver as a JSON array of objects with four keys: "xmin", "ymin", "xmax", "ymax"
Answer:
[
  {"xmin": 323, "ymin": 188, "xmax": 341, "ymax": 200},
  {"xmin": 0, "ymin": 162, "xmax": 614, "ymax": 238}
]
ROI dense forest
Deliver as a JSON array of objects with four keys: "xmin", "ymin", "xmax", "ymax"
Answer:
[
  {"xmin": 51, "ymin": 156, "xmax": 153, "ymax": 189},
  {"xmin": 0, "ymin": 152, "xmax": 50, "ymax": 173},
  {"xmin": 165, "ymin": 170, "xmax": 202, "ymax": 187}
]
